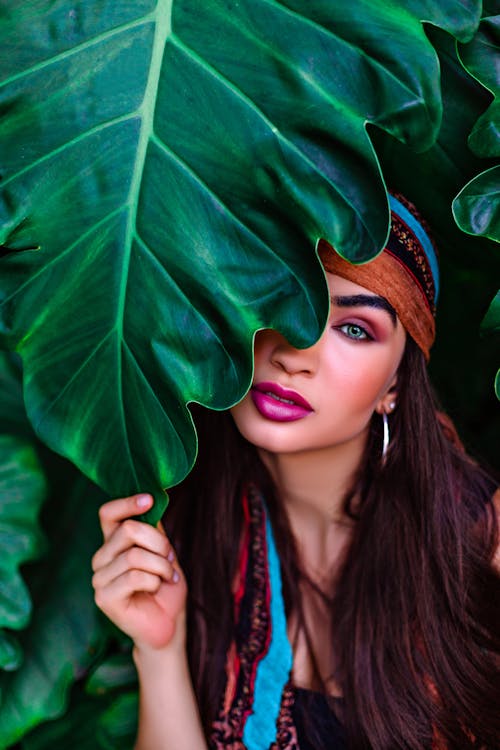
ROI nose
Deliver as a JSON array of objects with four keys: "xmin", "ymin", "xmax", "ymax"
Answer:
[{"xmin": 256, "ymin": 329, "xmax": 322, "ymax": 376}]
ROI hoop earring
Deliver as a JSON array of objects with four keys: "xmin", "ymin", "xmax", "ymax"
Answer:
[{"xmin": 382, "ymin": 411, "xmax": 390, "ymax": 462}]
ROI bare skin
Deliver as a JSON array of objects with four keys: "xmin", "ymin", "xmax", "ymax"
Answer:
[
  {"xmin": 91, "ymin": 494, "xmax": 206, "ymax": 750},
  {"xmin": 92, "ymin": 274, "xmax": 407, "ymax": 747}
]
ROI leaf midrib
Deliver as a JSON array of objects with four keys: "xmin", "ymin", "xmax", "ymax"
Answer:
[{"xmin": 115, "ymin": 0, "xmax": 173, "ymax": 488}]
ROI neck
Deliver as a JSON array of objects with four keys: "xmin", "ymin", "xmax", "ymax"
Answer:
[
  {"xmin": 259, "ymin": 434, "xmax": 366, "ymax": 521},
  {"xmin": 258, "ymin": 434, "xmax": 367, "ymax": 577}
]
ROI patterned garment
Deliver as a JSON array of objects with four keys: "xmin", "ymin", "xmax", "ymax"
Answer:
[
  {"xmin": 208, "ymin": 484, "xmax": 476, "ymax": 749},
  {"xmin": 210, "ymin": 486, "xmax": 346, "ymax": 750}
]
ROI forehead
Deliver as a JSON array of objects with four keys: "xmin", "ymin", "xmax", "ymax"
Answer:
[{"xmin": 326, "ymin": 272, "xmax": 380, "ymax": 298}]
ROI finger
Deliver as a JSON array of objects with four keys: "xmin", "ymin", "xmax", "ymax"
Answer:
[
  {"xmin": 92, "ymin": 519, "xmax": 172, "ymax": 571},
  {"xmin": 92, "ymin": 547, "xmax": 176, "ymax": 590},
  {"xmin": 98, "ymin": 494, "xmax": 153, "ymax": 541},
  {"xmin": 94, "ymin": 569, "xmax": 163, "ymax": 613}
]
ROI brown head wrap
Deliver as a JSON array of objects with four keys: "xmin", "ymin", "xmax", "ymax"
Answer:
[{"xmin": 318, "ymin": 194, "xmax": 439, "ymax": 360}]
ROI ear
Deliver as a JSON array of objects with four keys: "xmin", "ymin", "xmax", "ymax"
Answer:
[{"xmin": 375, "ymin": 374, "xmax": 398, "ymax": 415}]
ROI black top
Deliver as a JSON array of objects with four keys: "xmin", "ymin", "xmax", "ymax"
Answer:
[{"xmin": 292, "ymin": 688, "xmax": 347, "ymax": 750}]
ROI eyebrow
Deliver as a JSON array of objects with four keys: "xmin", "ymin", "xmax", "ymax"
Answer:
[{"xmin": 331, "ymin": 294, "xmax": 397, "ymax": 326}]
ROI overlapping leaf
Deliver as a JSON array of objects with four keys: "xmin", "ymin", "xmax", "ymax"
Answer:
[
  {"xmin": 454, "ymin": 7, "xmax": 500, "ymax": 398},
  {"xmin": 0, "ymin": 0, "xmax": 482, "ymax": 520},
  {"xmin": 0, "ymin": 474, "xmax": 106, "ymax": 746},
  {"xmin": 454, "ymin": 11, "xmax": 500, "ymax": 240},
  {"xmin": 371, "ymin": 24, "xmax": 500, "ymax": 427},
  {"xmin": 481, "ymin": 291, "xmax": 500, "ymax": 398},
  {"xmin": 458, "ymin": 10, "xmax": 500, "ymax": 159},
  {"xmin": 0, "ymin": 353, "xmax": 47, "ymax": 671}
]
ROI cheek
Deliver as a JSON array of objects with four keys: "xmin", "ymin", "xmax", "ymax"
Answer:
[{"xmin": 327, "ymin": 355, "xmax": 397, "ymax": 412}]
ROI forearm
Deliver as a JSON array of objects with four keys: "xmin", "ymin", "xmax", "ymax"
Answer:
[{"xmin": 133, "ymin": 634, "xmax": 208, "ymax": 750}]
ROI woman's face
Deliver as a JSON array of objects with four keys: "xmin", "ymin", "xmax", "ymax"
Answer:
[{"xmin": 231, "ymin": 274, "xmax": 407, "ymax": 458}]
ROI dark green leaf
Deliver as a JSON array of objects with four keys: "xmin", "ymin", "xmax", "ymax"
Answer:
[
  {"xmin": 96, "ymin": 692, "xmax": 137, "ymax": 750},
  {"xmin": 481, "ymin": 291, "xmax": 500, "ymax": 334},
  {"xmin": 371, "ymin": 26, "xmax": 500, "ymax": 459},
  {"xmin": 21, "ymin": 693, "xmax": 108, "ymax": 750},
  {"xmin": 452, "ymin": 165, "xmax": 500, "ymax": 240},
  {"xmin": 0, "ymin": 631, "xmax": 23, "ymax": 672},
  {"xmin": 480, "ymin": 291, "xmax": 500, "ymax": 401},
  {"xmin": 458, "ymin": 14, "xmax": 500, "ymax": 158},
  {"xmin": 0, "ymin": 352, "xmax": 48, "ymax": 670},
  {"xmin": 0, "ymin": 1, "xmax": 481, "ymax": 521},
  {"xmin": 453, "ymin": 13, "xmax": 500, "ymax": 244},
  {"xmin": 0, "ymin": 436, "xmax": 46, "ymax": 637},
  {"xmin": 85, "ymin": 653, "xmax": 137, "ymax": 697},
  {"xmin": 0, "ymin": 474, "xmax": 107, "ymax": 746}
]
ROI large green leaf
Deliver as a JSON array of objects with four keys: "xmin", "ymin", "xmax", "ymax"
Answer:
[
  {"xmin": 453, "ymin": 11, "xmax": 500, "ymax": 242},
  {"xmin": 457, "ymin": 13, "xmax": 500, "ymax": 159},
  {"xmin": 453, "ymin": 9, "xmax": 500, "ymax": 400},
  {"xmin": 21, "ymin": 691, "xmax": 110, "ymax": 750},
  {"xmin": 0, "ymin": 353, "xmax": 47, "ymax": 671},
  {"xmin": 96, "ymin": 692, "xmax": 138, "ymax": 750},
  {"xmin": 0, "ymin": 435, "xmax": 46, "ymax": 671},
  {"xmin": 371, "ymin": 25, "xmax": 500, "ymax": 450},
  {"xmin": 0, "ymin": 1, "xmax": 482, "ymax": 521},
  {"xmin": 0, "ymin": 473, "xmax": 106, "ymax": 746},
  {"xmin": 85, "ymin": 652, "xmax": 137, "ymax": 698},
  {"xmin": 453, "ymin": 165, "xmax": 500, "ymax": 239}
]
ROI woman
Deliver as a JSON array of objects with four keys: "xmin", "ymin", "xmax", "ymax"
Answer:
[{"xmin": 92, "ymin": 195, "xmax": 500, "ymax": 749}]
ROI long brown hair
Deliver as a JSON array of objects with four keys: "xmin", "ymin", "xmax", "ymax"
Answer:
[{"xmin": 165, "ymin": 336, "xmax": 500, "ymax": 748}]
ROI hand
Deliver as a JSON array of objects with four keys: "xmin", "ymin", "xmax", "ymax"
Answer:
[{"xmin": 92, "ymin": 494, "xmax": 187, "ymax": 652}]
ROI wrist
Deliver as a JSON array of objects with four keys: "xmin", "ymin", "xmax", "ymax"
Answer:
[{"xmin": 132, "ymin": 613, "xmax": 187, "ymax": 668}]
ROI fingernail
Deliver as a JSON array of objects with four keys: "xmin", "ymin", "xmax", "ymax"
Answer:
[
  {"xmin": 136, "ymin": 494, "xmax": 152, "ymax": 509},
  {"xmin": 172, "ymin": 570, "xmax": 180, "ymax": 584},
  {"xmin": 167, "ymin": 550, "xmax": 174, "ymax": 562}
]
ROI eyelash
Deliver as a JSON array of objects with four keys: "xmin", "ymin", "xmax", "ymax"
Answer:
[{"xmin": 335, "ymin": 323, "xmax": 373, "ymax": 341}]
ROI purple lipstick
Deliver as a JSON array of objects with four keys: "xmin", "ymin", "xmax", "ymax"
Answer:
[{"xmin": 251, "ymin": 381, "xmax": 313, "ymax": 422}]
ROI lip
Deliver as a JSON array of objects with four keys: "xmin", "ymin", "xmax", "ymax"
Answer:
[{"xmin": 251, "ymin": 381, "xmax": 313, "ymax": 422}]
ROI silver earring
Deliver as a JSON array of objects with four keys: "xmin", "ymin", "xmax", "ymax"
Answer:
[{"xmin": 382, "ymin": 411, "xmax": 390, "ymax": 461}]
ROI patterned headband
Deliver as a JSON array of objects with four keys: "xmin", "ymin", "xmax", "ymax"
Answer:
[{"xmin": 319, "ymin": 193, "xmax": 439, "ymax": 360}]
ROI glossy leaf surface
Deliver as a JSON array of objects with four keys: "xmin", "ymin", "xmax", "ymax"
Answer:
[
  {"xmin": 453, "ymin": 165, "xmax": 500, "ymax": 240},
  {"xmin": 454, "ymin": 9, "xmax": 500, "ymax": 398},
  {"xmin": 0, "ymin": 474, "xmax": 106, "ymax": 746},
  {"xmin": 97, "ymin": 692, "xmax": 138, "ymax": 750},
  {"xmin": 454, "ymin": 12, "xmax": 500, "ymax": 242},
  {"xmin": 0, "ymin": 0, "xmax": 481, "ymax": 520},
  {"xmin": 372, "ymin": 24, "xmax": 500, "ymax": 420},
  {"xmin": 0, "ymin": 353, "xmax": 47, "ymax": 671},
  {"xmin": 85, "ymin": 653, "xmax": 137, "ymax": 697},
  {"xmin": 458, "ymin": 13, "xmax": 500, "ymax": 158},
  {"xmin": 481, "ymin": 291, "xmax": 500, "ymax": 334}
]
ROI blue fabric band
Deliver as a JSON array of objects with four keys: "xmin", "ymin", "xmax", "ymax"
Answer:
[
  {"xmin": 389, "ymin": 194, "xmax": 440, "ymax": 303},
  {"xmin": 242, "ymin": 507, "xmax": 293, "ymax": 749}
]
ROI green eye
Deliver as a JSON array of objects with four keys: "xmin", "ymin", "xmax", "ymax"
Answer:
[{"xmin": 339, "ymin": 324, "xmax": 369, "ymax": 340}]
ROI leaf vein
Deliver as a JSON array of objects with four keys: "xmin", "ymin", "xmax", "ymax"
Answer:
[
  {"xmin": 0, "ymin": 15, "xmax": 153, "ymax": 90},
  {"xmin": 33, "ymin": 329, "xmax": 115, "ymax": 434},
  {"xmin": 0, "ymin": 207, "xmax": 126, "ymax": 309},
  {"xmin": 133, "ymin": 231, "xmax": 240, "ymax": 382},
  {"xmin": 1, "ymin": 114, "xmax": 138, "ymax": 189},
  {"xmin": 148, "ymin": 132, "xmax": 321, "ymax": 318}
]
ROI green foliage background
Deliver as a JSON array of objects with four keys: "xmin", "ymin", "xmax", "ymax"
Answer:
[{"xmin": 0, "ymin": 1, "xmax": 498, "ymax": 747}]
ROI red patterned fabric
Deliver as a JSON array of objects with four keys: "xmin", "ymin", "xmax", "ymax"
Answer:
[{"xmin": 210, "ymin": 487, "xmax": 299, "ymax": 749}]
